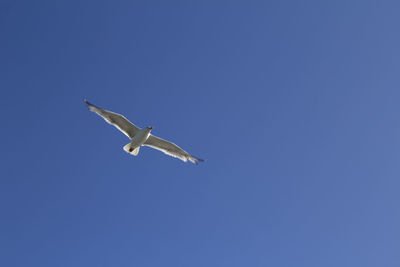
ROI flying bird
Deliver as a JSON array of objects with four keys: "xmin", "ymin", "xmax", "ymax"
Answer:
[{"xmin": 83, "ymin": 99, "xmax": 204, "ymax": 165}]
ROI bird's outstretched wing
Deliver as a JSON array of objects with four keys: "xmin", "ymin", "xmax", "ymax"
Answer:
[
  {"xmin": 83, "ymin": 99, "xmax": 140, "ymax": 139},
  {"xmin": 144, "ymin": 135, "xmax": 204, "ymax": 165}
]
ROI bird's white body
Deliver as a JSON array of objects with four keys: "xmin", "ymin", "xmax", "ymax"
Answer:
[{"xmin": 123, "ymin": 127, "xmax": 152, "ymax": 155}]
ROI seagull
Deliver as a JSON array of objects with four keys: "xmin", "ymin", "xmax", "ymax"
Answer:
[{"xmin": 83, "ymin": 99, "xmax": 204, "ymax": 165}]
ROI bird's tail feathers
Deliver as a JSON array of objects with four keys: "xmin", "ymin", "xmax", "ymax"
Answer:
[{"xmin": 123, "ymin": 143, "xmax": 140, "ymax": 156}]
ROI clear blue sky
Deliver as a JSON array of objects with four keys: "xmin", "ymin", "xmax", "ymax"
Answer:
[{"xmin": 1, "ymin": 0, "xmax": 400, "ymax": 266}]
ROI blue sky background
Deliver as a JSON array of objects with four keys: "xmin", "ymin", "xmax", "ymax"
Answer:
[{"xmin": 1, "ymin": 0, "xmax": 400, "ymax": 266}]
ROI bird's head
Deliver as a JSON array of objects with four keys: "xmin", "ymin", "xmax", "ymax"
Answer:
[{"xmin": 147, "ymin": 126, "xmax": 153, "ymax": 131}]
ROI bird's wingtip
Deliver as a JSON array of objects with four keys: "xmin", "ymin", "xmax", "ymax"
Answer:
[
  {"xmin": 191, "ymin": 156, "xmax": 205, "ymax": 165},
  {"xmin": 83, "ymin": 98, "xmax": 96, "ymax": 109}
]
